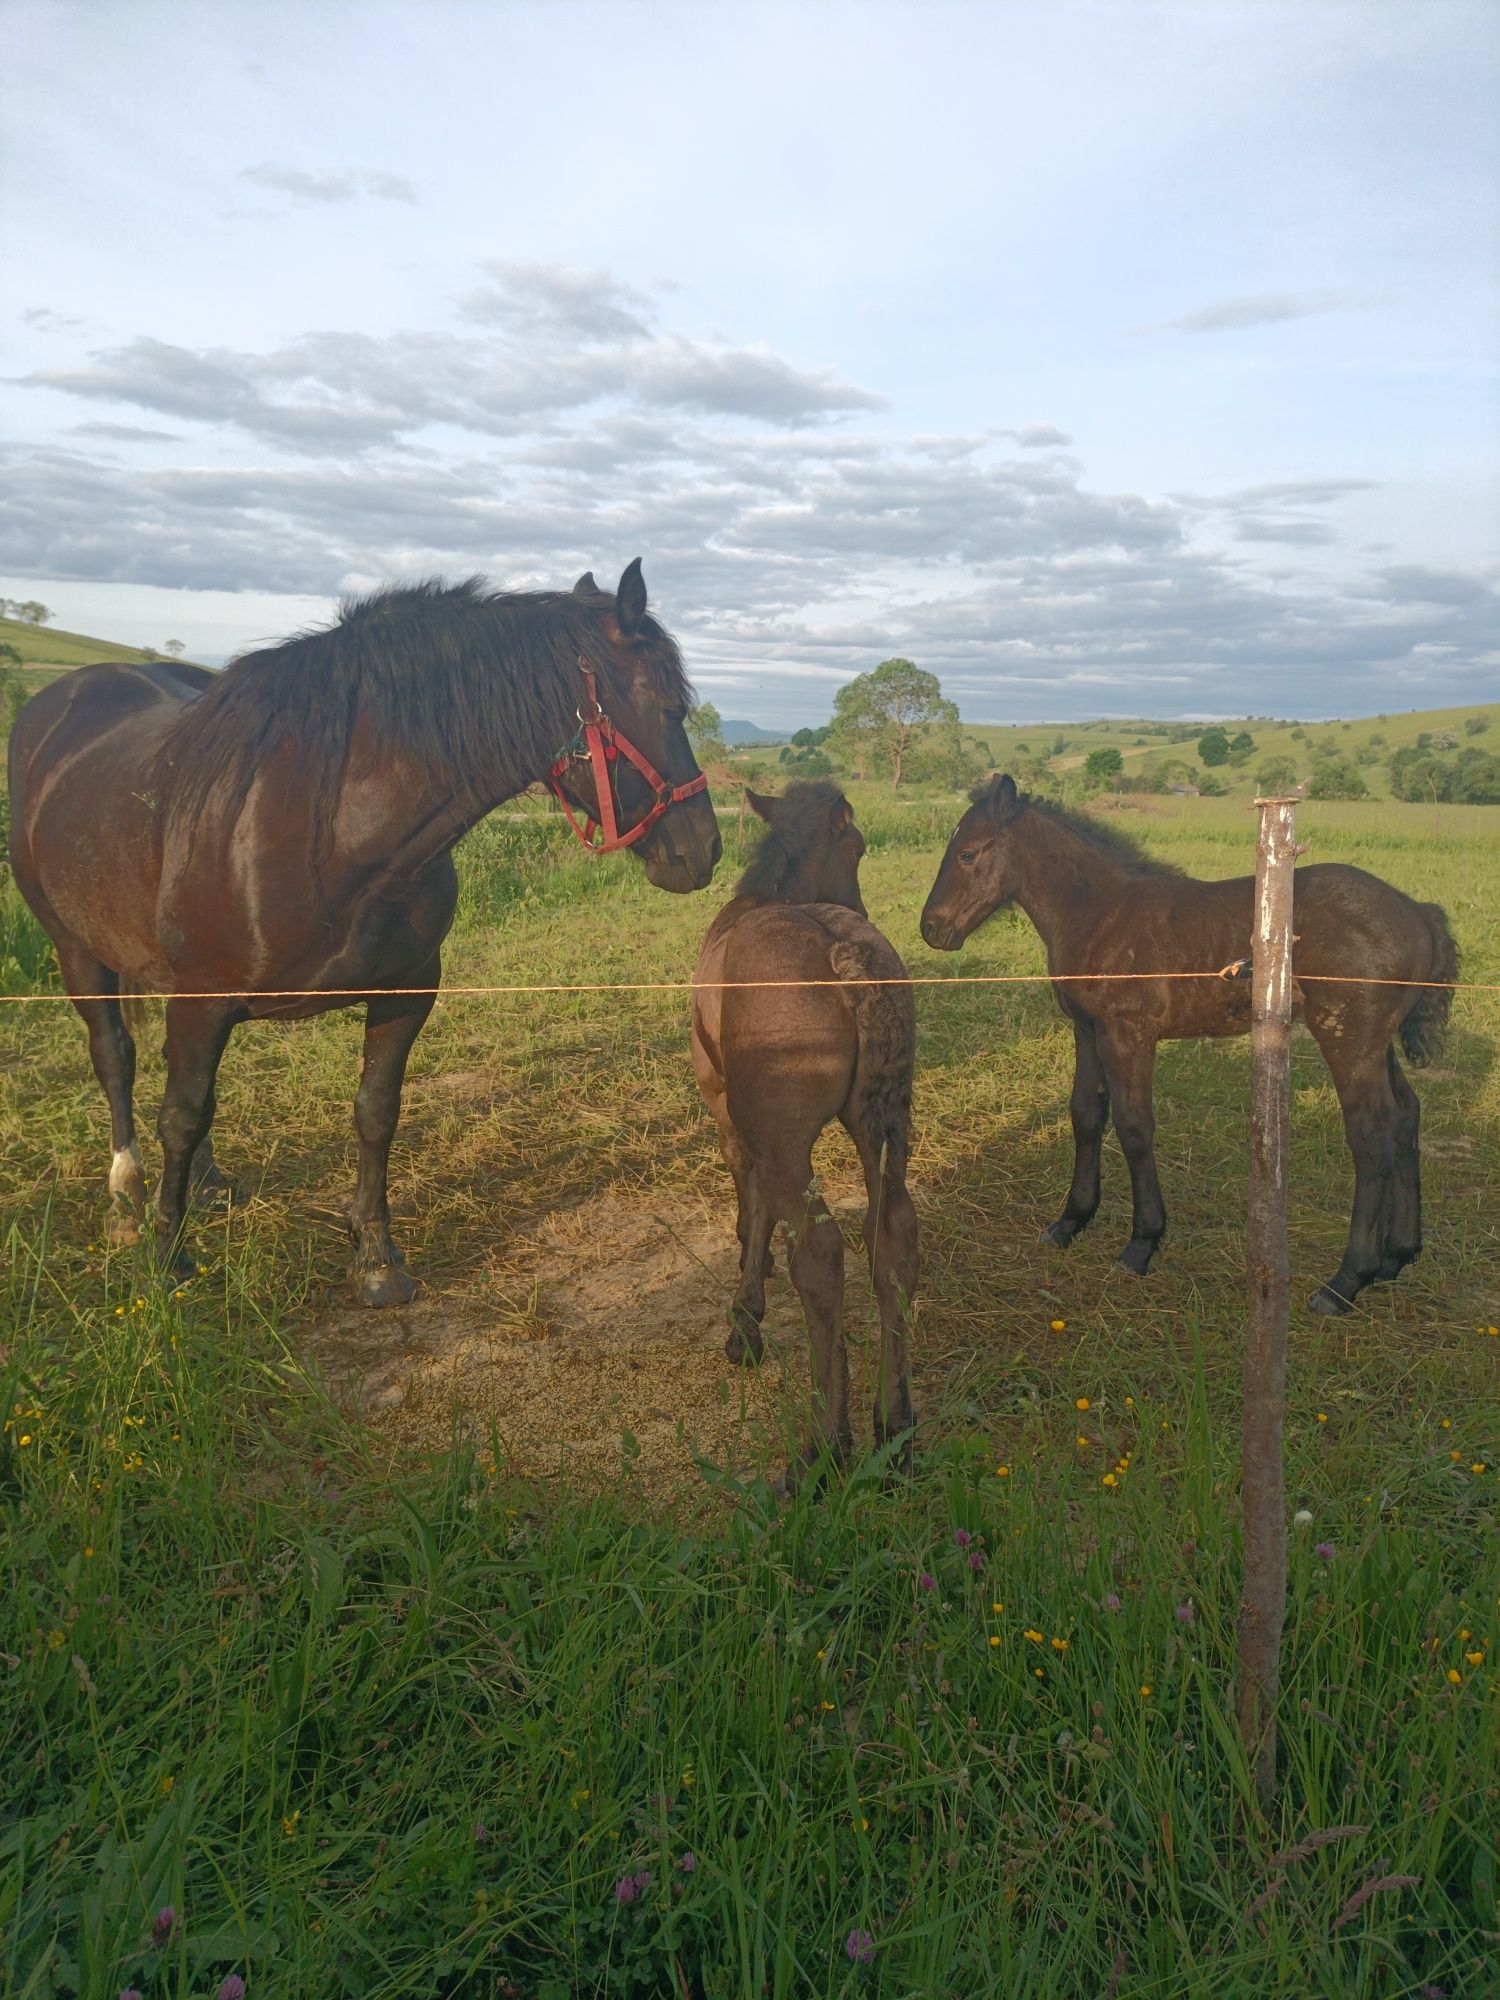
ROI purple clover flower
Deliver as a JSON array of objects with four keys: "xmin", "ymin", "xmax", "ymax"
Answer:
[
  {"xmin": 216, "ymin": 1978, "xmax": 247, "ymax": 2000},
  {"xmin": 150, "ymin": 1906, "xmax": 176, "ymax": 1948},
  {"xmin": 120, "ymin": 1990, "xmax": 145, "ymax": 2000},
  {"xmin": 1105, "ymin": 1593, "xmax": 1122, "ymax": 1613},
  {"xmin": 1174, "ymin": 1602, "xmax": 1194, "ymax": 1624},
  {"xmin": 677, "ymin": 1850, "xmax": 697, "ymax": 1873},
  {"xmin": 474, "ymin": 1821, "xmax": 488, "ymax": 1844},
  {"xmin": 614, "ymin": 1874, "xmax": 639, "ymax": 1904},
  {"xmin": 918, "ymin": 1572, "xmax": 937, "ymax": 1593},
  {"xmin": 846, "ymin": 1926, "xmax": 876, "ymax": 1964},
  {"xmin": 968, "ymin": 1552, "xmax": 985, "ymax": 1572},
  {"xmin": 953, "ymin": 1528, "xmax": 973, "ymax": 1549},
  {"xmin": 1315, "ymin": 1542, "xmax": 1336, "ymax": 1562}
]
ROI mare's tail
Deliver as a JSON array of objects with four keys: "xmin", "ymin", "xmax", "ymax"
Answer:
[
  {"xmin": 827, "ymin": 933, "xmax": 916, "ymax": 1159},
  {"xmin": 1399, "ymin": 900, "xmax": 1458, "ymax": 1068}
]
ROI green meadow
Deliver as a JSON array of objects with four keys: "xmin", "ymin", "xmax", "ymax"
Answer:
[{"xmin": 2, "ymin": 768, "xmax": 1497, "ymax": 1996}]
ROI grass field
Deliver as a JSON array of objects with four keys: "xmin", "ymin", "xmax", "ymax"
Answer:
[{"xmin": 2, "ymin": 782, "xmax": 1497, "ymax": 1998}]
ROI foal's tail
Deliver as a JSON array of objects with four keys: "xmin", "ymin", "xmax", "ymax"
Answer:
[
  {"xmin": 827, "ymin": 935, "xmax": 916, "ymax": 1160},
  {"xmin": 1399, "ymin": 900, "xmax": 1458, "ymax": 1068}
]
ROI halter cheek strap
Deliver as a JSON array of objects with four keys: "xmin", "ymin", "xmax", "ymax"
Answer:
[{"xmin": 548, "ymin": 658, "xmax": 709, "ymax": 855}]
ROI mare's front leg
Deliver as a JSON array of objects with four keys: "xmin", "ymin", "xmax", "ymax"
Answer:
[
  {"xmin": 1096, "ymin": 1029, "xmax": 1166, "ymax": 1274},
  {"xmin": 56, "ymin": 943, "xmax": 145, "ymax": 1247},
  {"xmin": 1043, "ymin": 1015, "xmax": 1110, "ymax": 1247},
  {"xmin": 156, "ymin": 997, "xmax": 243, "ymax": 1280},
  {"xmin": 347, "ymin": 972, "xmax": 437, "ymax": 1307}
]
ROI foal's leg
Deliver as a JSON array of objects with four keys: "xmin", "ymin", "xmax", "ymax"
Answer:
[
  {"xmin": 1378, "ymin": 1046, "xmax": 1422, "ymax": 1281},
  {"xmin": 58, "ymin": 944, "xmax": 144, "ymax": 1245},
  {"xmin": 1043, "ymin": 1016, "xmax": 1110, "ymax": 1247},
  {"xmin": 705, "ymin": 1093, "xmax": 772, "ymax": 1362},
  {"xmin": 347, "ymin": 976, "xmax": 437, "ymax": 1307},
  {"xmin": 1096, "ymin": 1030, "xmax": 1166, "ymax": 1275},
  {"xmin": 765, "ymin": 1150, "xmax": 850, "ymax": 1491},
  {"xmin": 1308, "ymin": 1042, "xmax": 1397, "ymax": 1314},
  {"xmin": 846, "ymin": 1121, "xmax": 918, "ymax": 1470},
  {"xmin": 155, "ymin": 998, "xmax": 242, "ymax": 1279}
]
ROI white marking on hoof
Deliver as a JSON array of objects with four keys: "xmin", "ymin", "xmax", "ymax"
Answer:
[{"xmin": 109, "ymin": 1144, "xmax": 145, "ymax": 1204}]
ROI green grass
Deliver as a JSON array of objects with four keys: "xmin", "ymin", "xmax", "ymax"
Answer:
[
  {"xmin": 0, "ymin": 617, "xmax": 205, "ymax": 690},
  {"xmin": 2, "ymin": 789, "xmax": 1497, "ymax": 1997}
]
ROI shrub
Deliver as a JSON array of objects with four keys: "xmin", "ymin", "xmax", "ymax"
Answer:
[{"xmin": 1306, "ymin": 755, "xmax": 1369, "ymax": 801}]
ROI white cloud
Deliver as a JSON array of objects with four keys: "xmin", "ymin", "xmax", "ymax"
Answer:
[{"xmin": 239, "ymin": 162, "xmax": 417, "ymax": 204}]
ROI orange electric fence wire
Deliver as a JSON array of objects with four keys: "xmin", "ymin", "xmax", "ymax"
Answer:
[{"xmin": 0, "ymin": 972, "xmax": 1495, "ymax": 1004}]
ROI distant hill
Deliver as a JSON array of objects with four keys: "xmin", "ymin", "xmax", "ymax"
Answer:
[
  {"xmin": 0, "ymin": 616, "xmax": 206, "ymax": 690},
  {"xmin": 721, "ymin": 718, "xmax": 788, "ymax": 746}
]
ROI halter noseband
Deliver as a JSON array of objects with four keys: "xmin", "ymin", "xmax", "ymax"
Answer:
[{"xmin": 548, "ymin": 655, "xmax": 708, "ymax": 855}]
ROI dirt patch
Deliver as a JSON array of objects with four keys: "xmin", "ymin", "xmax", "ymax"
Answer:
[{"xmin": 297, "ymin": 1181, "xmax": 900, "ymax": 1494}]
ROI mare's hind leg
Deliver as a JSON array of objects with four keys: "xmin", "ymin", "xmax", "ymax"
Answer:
[
  {"xmin": 58, "ymin": 944, "xmax": 144, "ymax": 1246},
  {"xmin": 189, "ymin": 1132, "xmax": 241, "ymax": 1207},
  {"xmin": 347, "ymin": 976, "xmax": 436, "ymax": 1307},
  {"xmin": 1377, "ymin": 1045, "xmax": 1422, "ymax": 1282},
  {"xmin": 845, "ymin": 1121, "xmax": 918, "ymax": 1470},
  {"xmin": 1307, "ymin": 1038, "xmax": 1397, "ymax": 1314},
  {"xmin": 156, "ymin": 997, "xmax": 242, "ymax": 1281},
  {"xmin": 1095, "ymin": 1029, "xmax": 1166, "ymax": 1275},
  {"xmin": 1044, "ymin": 1016, "xmax": 1110, "ymax": 1248}
]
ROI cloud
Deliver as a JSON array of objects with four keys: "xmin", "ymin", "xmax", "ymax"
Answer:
[
  {"xmin": 1234, "ymin": 517, "xmax": 1336, "ymax": 545},
  {"xmin": 239, "ymin": 161, "xmax": 417, "ymax": 204},
  {"xmin": 71, "ymin": 420, "xmax": 182, "ymax": 444},
  {"xmin": 1153, "ymin": 291, "xmax": 1358, "ymax": 334},
  {"xmin": 21, "ymin": 306, "xmax": 86, "ymax": 334},
  {"xmin": 23, "ymin": 268, "xmax": 883, "ymax": 446},
  {"xmin": 1001, "ymin": 423, "xmax": 1074, "ymax": 448}
]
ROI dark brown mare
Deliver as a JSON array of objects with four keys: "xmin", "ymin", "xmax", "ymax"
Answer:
[
  {"xmin": 692, "ymin": 783, "xmax": 919, "ymax": 1484},
  {"xmin": 921, "ymin": 775, "xmax": 1457, "ymax": 1313},
  {"xmin": 8, "ymin": 563, "xmax": 720, "ymax": 1302}
]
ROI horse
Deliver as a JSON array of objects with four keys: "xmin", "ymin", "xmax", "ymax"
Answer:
[
  {"xmin": 691, "ymin": 783, "xmax": 919, "ymax": 1485},
  {"xmin": 8, "ymin": 562, "xmax": 720, "ymax": 1303},
  {"xmin": 920, "ymin": 774, "xmax": 1457, "ymax": 1313}
]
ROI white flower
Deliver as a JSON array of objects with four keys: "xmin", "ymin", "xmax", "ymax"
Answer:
[{"xmin": 1293, "ymin": 1509, "xmax": 1314, "ymax": 1529}]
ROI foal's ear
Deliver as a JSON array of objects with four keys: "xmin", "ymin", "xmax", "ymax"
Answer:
[
  {"xmin": 573, "ymin": 570, "xmax": 597, "ymax": 594},
  {"xmin": 615, "ymin": 557, "xmax": 648, "ymax": 636},
  {"xmin": 746, "ymin": 789, "xmax": 778, "ymax": 823},
  {"xmin": 976, "ymin": 772, "xmax": 1019, "ymax": 821}
]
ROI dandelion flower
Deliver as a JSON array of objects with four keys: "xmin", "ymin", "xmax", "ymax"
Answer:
[{"xmin": 1293, "ymin": 1510, "xmax": 1313, "ymax": 1529}]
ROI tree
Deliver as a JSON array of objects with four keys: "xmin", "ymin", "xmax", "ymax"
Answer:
[
  {"xmin": 3, "ymin": 600, "xmax": 52, "ymax": 626},
  {"xmin": 1306, "ymin": 755, "xmax": 1368, "ymax": 801},
  {"xmin": 163, "ymin": 638, "xmax": 185, "ymax": 658},
  {"xmin": 1230, "ymin": 730, "xmax": 1255, "ymax": 753},
  {"xmin": 1255, "ymin": 755, "xmax": 1299, "ymax": 793},
  {"xmin": 1084, "ymin": 745, "xmax": 1123, "ymax": 785},
  {"xmin": 686, "ymin": 701, "xmax": 727, "ymax": 764},
  {"xmin": 827, "ymin": 658, "xmax": 958, "ymax": 791},
  {"xmin": 1197, "ymin": 727, "xmax": 1231, "ymax": 767},
  {"xmin": 1464, "ymin": 715, "xmax": 1490, "ymax": 737}
]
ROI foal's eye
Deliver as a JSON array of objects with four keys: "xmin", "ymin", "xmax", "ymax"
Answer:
[{"xmin": 958, "ymin": 849, "xmax": 977, "ymax": 866}]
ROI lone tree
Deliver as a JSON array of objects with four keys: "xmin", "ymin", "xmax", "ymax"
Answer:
[
  {"xmin": 163, "ymin": 638, "xmax": 185, "ymax": 658},
  {"xmin": 686, "ymin": 700, "xmax": 727, "ymax": 765},
  {"xmin": 1198, "ymin": 726, "xmax": 1231, "ymax": 767},
  {"xmin": 829, "ymin": 657, "xmax": 958, "ymax": 790},
  {"xmin": 1084, "ymin": 745, "xmax": 1123, "ymax": 785}
]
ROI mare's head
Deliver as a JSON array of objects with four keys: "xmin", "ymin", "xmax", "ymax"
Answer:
[
  {"xmin": 557, "ymin": 561, "xmax": 721, "ymax": 892},
  {"xmin": 920, "ymin": 772, "xmax": 1025, "ymax": 948},
  {"xmin": 737, "ymin": 782, "xmax": 867, "ymax": 913}
]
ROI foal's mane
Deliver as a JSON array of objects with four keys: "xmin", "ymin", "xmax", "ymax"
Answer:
[
  {"xmin": 157, "ymin": 577, "xmax": 691, "ymax": 840},
  {"xmin": 972, "ymin": 774, "xmax": 1183, "ymax": 878},
  {"xmin": 735, "ymin": 781, "xmax": 851, "ymax": 899}
]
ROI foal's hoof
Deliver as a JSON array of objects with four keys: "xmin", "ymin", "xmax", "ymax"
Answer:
[
  {"xmin": 1115, "ymin": 1240, "xmax": 1157, "ymax": 1276},
  {"xmin": 1375, "ymin": 1246, "xmax": 1420, "ymax": 1282},
  {"xmin": 1042, "ymin": 1215, "xmax": 1087, "ymax": 1249},
  {"xmin": 724, "ymin": 1311, "xmax": 764, "ymax": 1365},
  {"xmin": 357, "ymin": 1263, "xmax": 418, "ymax": 1308},
  {"xmin": 105, "ymin": 1210, "xmax": 142, "ymax": 1249},
  {"xmin": 1308, "ymin": 1282, "xmax": 1354, "ymax": 1316}
]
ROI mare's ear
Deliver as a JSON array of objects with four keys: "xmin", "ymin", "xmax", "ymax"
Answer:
[
  {"xmin": 975, "ymin": 772, "xmax": 1019, "ymax": 822},
  {"xmin": 834, "ymin": 795, "xmax": 856, "ymax": 833},
  {"xmin": 616, "ymin": 557, "xmax": 648, "ymax": 635},
  {"xmin": 573, "ymin": 571, "xmax": 597, "ymax": 594},
  {"xmin": 746, "ymin": 789, "xmax": 778, "ymax": 823}
]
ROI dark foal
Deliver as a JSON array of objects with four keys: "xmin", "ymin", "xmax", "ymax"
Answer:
[
  {"xmin": 692, "ymin": 784, "xmax": 919, "ymax": 1485},
  {"xmin": 8, "ymin": 564, "xmax": 720, "ymax": 1300},
  {"xmin": 921, "ymin": 775, "xmax": 1457, "ymax": 1313}
]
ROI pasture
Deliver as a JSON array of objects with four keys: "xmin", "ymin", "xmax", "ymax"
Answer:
[{"xmin": 2, "ymin": 788, "xmax": 1497, "ymax": 1998}]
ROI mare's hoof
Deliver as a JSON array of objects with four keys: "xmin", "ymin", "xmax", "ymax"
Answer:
[
  {"xmin": 1308, "ymin": 1283, "xmax": 1354, "ymax": 1316},
  {"xmin": 105, "ymin": 1211, "xmax": 142, "ymax": 1249},
  {"xmin": 358, "ymin": 1263, "xmax": 418, "ymax": 1308},
  {"xmin": 724, "ymin": 1310, "xmax": 764, "ymax": 1365},
  {"xmin": 1375, "ymin": 1246, "xmax": 1420, "ymax": 1282},
  {"xmin": 1115, "ymin": 1241, "xmax": 1157, "ymax": 1276},
  {"xmin": 192, "ymin": 1163, "xmax": 243, "ymax": 1208},
  {"xmin": 875, "ymin": 1427, "xmax": 915, "ymax": 1477}
]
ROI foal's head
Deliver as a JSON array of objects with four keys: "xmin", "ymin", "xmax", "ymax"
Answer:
[
  {"xmin": 920, "ymin": 772, "xmax": 1025, "ymax": 948},
  {"xmin": 737, "ymin": 782, "xmax": 868, "ymax": 914}
]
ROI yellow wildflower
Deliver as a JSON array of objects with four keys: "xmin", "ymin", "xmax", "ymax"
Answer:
[
  {"xmin": 989, "ymin": 1636, "xmax": 1001, "ymax": 1648},
  {"xmin": 1472, "ymin": 1463, "xmax": 1488, "ymax": 1475},
  {"xmin": 1446, "ymin": 1669, "xmax": 1462, "ymax": 1685},
  {"xmin": 1102, "ymin": 1473, "xmax": 1119, "ymax": 1488},
  {"xmin": 995, "ymin": 1465, "xmax": 1010, "ymax": 1478},
  {"xmin": 1467, "ymin": 1651, "xmax": 1484, "ymax": 1666},
  {"xmin": 46, "ymin": 1629, "xmax": 65, "ymax": 1650},
  {"xmin": 1050, "ymin": 1318, "xmax": 1066, "ymax": 1331},
  {"xmin": 1024, "ymin": 1628, "xmax": 1044, "ymax": 1644},
  {"xmin": 1139, "ymin": 1684, "xmax": 1153, "ymax": 1699},
  {"xmin": 1075, "ymin": 1397, "xmax": 1090, "ymax": 1411},
  {"xmin": 1050, "ymin": 1636, "xmax": 1069, "ymax": 1653},
  {"xmin": 1317, "ymin": 1412, "xmax": 1328, "ymax": 1424},
  {"xmin": 283, "ymin": 1808, "xmax": 301, "ymax": 1835},
  {"xmin": 161, "ymin": 1776, "xmax": 175, "ymax": 1796}
]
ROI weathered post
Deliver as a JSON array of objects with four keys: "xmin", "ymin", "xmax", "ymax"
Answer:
[{"xmin": 1237, "ymin": 795, "xmax": 1298, "ymax": 1813}]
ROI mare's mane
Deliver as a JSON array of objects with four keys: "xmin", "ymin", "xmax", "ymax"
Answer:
[
  {"xmin": 157, "ymin": 577, "xmax": 692, "ymax": 841},
  {"xmin": 735, "ymin": 782, "xmax": 852, "ymax": 900}
]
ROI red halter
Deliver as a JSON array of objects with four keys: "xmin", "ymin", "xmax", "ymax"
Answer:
[{"xmin": 547, "ymin": 657, "xmax": 709, "ymax": 855}]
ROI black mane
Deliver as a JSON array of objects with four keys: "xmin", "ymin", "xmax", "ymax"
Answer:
[
  {"xmin": 156, "ymin": 576, "xmax": 691, "ymax": 842},
  {"xmin": 1028, "ymin": 796, "xmax": 1184, "ymax": 877},
  {"xmin": 735, "ymin": 781, "xmax": 851, "ymax": 898}
]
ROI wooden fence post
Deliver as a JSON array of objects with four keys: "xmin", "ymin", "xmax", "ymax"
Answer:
[{"xmin": 1237, "ymin": 795, "xmax": 1298, "ymax": 1813}]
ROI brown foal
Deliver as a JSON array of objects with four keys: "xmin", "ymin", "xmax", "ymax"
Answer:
[{"xmin": 692, "ymin": 784, "xmax": 919, "ymax": 1485}]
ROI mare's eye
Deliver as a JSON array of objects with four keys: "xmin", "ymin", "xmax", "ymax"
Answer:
[
  {"xmin": 958, "ymin": 849, "xmax": 977, "ymax": 866},
  {"xmin": 665, "ymin": 707, "xmax": 687, "ymax": 727}
]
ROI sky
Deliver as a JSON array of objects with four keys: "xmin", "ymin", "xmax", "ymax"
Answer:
[{"xmin": 3, "ymin": 0, "xmax": 1497, "ymax": 727}]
